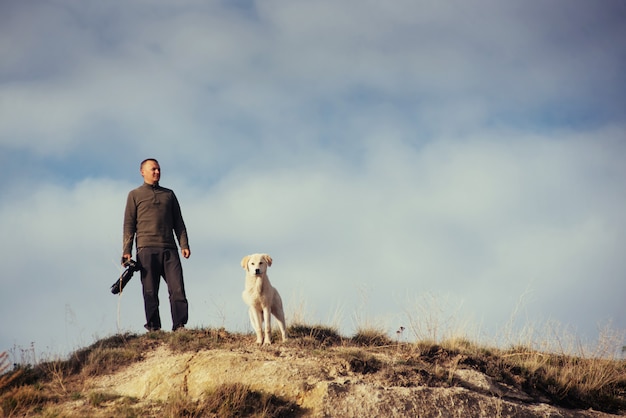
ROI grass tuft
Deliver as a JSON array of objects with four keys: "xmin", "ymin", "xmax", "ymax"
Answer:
[
  {"xmin": 87, "ymin": 391, "xmax": 121, "ymax": 407},
  {"xmin": 340, "ymin": 350, "xmax": 382, "ymax": 374},
  {"xmin": 351, "ymin": 328, "xmax": 393, "ymax": 347},
  {"xmin": 500, "ymin": 349, "xmax": 626, "ymax": 413},
  {"xmin": 0, "ymin": 352, "xmax": 24, "ymax": 395},
  {"xmin": 81, "ymin": 347, "xmax": 142, "ymax": 377},
  {"xmin": 161, "ymin": 383, "xmax": 301, "ymax": 418},
  {"xmin": 288, "ymin": 323, "xmax": 343, "ymax": 347},
  {"xmin": 0, "ymin": 384, "xmax": 51, "ymax": 417}
]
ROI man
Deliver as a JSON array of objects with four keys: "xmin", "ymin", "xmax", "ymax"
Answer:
[{"xmin": 122, "ymin": 158, "xmax": 190, "ymax": 332}]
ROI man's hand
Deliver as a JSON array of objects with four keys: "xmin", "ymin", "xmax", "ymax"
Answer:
[
  {"xmin": 121, "ymin": 254, "xmax": 132, "ymax": 265},
  {"xmin": 182, "ymin": 249, "xmax": 191, "ymax": 259}
]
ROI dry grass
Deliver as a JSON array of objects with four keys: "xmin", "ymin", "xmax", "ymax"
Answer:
[
  {"xmin": 338, "ymin": 350, "xmax": 382, "ymax": 375},
  {"xmin": 288, "ymin": 323, "xmax": 343, "ymax": 348},
  {"xmin": 151, "ymin": 383, "xmax": 300, "ymax": 418},
  {"xmin": 400, "ymin": 293, "xmax": 626, "ymax": 412},
  {"xmin": 1, "ymin": 325, "xmax": 625, "ymax": 417},
  {"xmin": 0, "ymin": 385, "xmax": 51, "ymax": 417},
  {"xmin": 0, "ymin": 353, "xmax": 22, "ymax": 395},
  {"xmin": 351, "ymin": 327, "xmax": 394, "ymax": 347},
  {"xmin": 499, "ymin": 345, "xmax": 626, "ymax": 412}
]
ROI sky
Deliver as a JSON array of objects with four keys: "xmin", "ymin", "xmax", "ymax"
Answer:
[{"xmin": 1, "ymin": 0, "xmax": 625, "ymax": 361}]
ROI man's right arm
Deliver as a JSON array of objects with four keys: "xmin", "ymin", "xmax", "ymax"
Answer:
[{"xmin": 122, "ymin": 192, "xmax": 137, "ymax": 263}]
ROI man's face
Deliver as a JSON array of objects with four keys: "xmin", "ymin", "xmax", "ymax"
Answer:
[{"xmin": 141, "ymin": 160, "xmax": 161, "ymax": 184}]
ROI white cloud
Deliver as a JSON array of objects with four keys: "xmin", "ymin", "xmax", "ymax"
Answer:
[
  {"xmin": 1, "ymin": 0, "xmax": 625, "ymax": 357},
  {"xmin": 2, "ymin": 128, "xmax": 625, "ymax": 356}
]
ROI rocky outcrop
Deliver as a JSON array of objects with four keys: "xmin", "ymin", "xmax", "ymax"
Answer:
[{"xmin": 88, "ymin": 344, "xmax": 619, "ymax": 417}]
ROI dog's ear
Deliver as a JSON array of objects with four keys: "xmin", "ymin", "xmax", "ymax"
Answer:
[
  {"xmin": 263, "ymin": 254, "xmax": 273, "ymax": 267},
  {"xmin": 241, "ymin": 255, "xmax": 250, "ymax": 270}
]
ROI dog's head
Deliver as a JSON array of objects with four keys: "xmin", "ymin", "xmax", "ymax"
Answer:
[{"xmin": 241, "ymin": 253, "xmax": 272, "ymax": 276}]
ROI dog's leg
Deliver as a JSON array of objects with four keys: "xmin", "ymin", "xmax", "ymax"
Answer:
[
  {"xmin": 262, "ymin": 306, "xmax": 272, "ymax": 345},
  {"xmin": 272, "ymin": 294, "xmax": 288, "ymax": 342},
  {"xmin": 274, "ymin": 309, "xmax": 287, "ymax": 343},
  {"xmin": 248, "ymin": 307, "xmax": 263, "ymax": 344}
]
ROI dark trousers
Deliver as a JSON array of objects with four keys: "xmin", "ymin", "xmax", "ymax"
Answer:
[{"xmin": 137, "ymin": 247, "xmax": 188, "ymax": 331}]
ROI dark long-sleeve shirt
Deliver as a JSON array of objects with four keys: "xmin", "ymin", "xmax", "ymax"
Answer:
[{"xmin": 122, "ymin": 182, "xmax": 189, "ymax": 255}]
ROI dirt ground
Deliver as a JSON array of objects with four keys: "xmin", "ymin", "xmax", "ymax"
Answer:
[{"xmin": 82, "ymin": 341, "xmax": 621, "ymax": 418}]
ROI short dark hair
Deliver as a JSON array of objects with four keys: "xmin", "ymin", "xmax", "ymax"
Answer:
[{"xmin": 140, "ymin": 158, "xmax": 159, "ymax": 169}]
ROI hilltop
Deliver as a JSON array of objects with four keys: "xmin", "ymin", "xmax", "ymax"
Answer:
[{"xmin": 1, "ymin": 326, "xmax": 625, "ymax": 417}]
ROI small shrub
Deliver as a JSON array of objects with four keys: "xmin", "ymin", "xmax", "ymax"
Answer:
[
  {"xmin": 87, "ymin": 391, "xmax": 120, "ymax": 407},
  {"xmin": 111, "ymin": 402, "xmax": 142, "ymax": 418},
  {"xmin": 200, "ymin": 383, "xmax": 299, "ymax": 418},
  {"xmin": 165, "ymin": 329, "xmax": 204, "ymax": 353},
  {"xmin": 160, "ymin": 394, "xmax": 198, "ymax": 418},
  {"xmin": 81, "ymin": 347, "xmax": 142, "ymax": 377},
  {"xmin": 161, "ymin": 383, "xmax": 300, "ymax": 418},
  {"xmin": 0, "ymin": 385, "xmax": 50, "ymax": 416},
  {"xmin": 288, "ymin": 323, "xmax": 342, "ymax": 347},
  {"xmin": 65, "ymin": 333, "xmax": 141, "ymax": 375},
  {"xmin": 0, "ymin": 364, "xmax": 41, "ymax": 394},
  {"xmin": 164, "ymin": 328, "xmax": 237, "ymax": 352},
  {"xmin": 1, "ymin": 352, "xmax": 24, "ymax": 394},
  {"xmin": 340, "ymin": 350, "xmax": 382, "ymax": 374},
  {"xmin": 94, "ymin": 333, "xmax": 141, "ymax": 350},
  {"xmin": 351, "ymin": 328, "xmax": 393, "ymax": 347},
  {"xmin": 440, "ymin": 337, "xmax": 479, "ymax": 354},
  {"xmin": 523, "ymin": 354, "xmax": 626, "ymax": 412},
  {"xmin": 41, "ymin": 359, "xmax": 70, "ymax": 395}
]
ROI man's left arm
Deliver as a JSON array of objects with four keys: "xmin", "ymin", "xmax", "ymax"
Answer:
[{"xmin": 171, "ymin": 192, "xmax": 190, "ymax": 258}]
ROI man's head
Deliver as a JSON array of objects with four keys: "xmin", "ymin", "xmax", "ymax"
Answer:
[{"xmin": 140, "ymin": 158, "xmax": 160, "ymax": 185}]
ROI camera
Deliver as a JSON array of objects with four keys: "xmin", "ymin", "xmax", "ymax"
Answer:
[
  {"xmin": 123, "ymin": 258, "xmax": 140, "ymax": 270},
  {"xmin": 111, "ymin": 258, "xmax": 142, "ymax": 294}
]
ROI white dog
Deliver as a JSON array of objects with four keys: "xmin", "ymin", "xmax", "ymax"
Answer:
[{"xmin": 241, "ymin": 253, "xmax": 287, "ymax": 345}]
